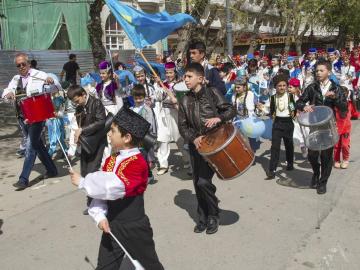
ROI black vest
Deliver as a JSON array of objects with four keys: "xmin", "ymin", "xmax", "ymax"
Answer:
[{"xmin": 270, "ymin": 92, "xmax": 296, "ymax": 119}]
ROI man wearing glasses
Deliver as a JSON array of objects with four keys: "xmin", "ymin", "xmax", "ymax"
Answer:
[{"xmin": 2, "ymin": 53, "xmax": 60, "ymax": 190}]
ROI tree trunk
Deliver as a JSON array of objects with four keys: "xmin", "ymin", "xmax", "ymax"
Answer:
[
  {"xmin": 295, "ymin": 22, "xmax": 310, "ymax": 56},
  {"xmin": 88, "ymin": 0, "xmax": 106, "ymax": 70},
  {"xmin": 173, "ymin": 0, "xmax": 209, "ymax": 60},
  {"xmin": 336, "ymin": 25, "xmax": 347, "ymax": 49}
]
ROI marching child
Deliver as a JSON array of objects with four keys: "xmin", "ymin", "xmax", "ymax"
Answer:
[
  {"xmin": 69, "ymin": 107, "xmax": 164, "ymax": 270},
  {"xmin": 334, "ymin": 85, "xmax": 352, "ymax": 169},
  {"xmin": 288, "ymin": 78, "xmax": 307, "ymax": 158},
  {"xmin": 266, "ymin": 74, "xmax": 296, "ymax": 179},
  {"xmin": 131, "ymin": 84, "xmax": 157, "ymax": 182},
  {"xmin": 178, "ymin": 63, "xmax": 236, "ymax": 234}
]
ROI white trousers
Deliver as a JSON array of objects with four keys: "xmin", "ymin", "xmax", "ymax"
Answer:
[{"xmin": 157, "ymin": 138, "xmax": 189, "ymax": 169}]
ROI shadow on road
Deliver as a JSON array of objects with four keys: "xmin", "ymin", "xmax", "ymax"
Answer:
[
  {"xmin": 0, "ymin": 219, "xmax": 3, "ymax": 235},
  {"xmin": 275, "ymin": 167, "xmax": 313, "ymax": 189},
  {"xmin": 174, "ymin": 189, "xmax": 240, "ymax": 226}
]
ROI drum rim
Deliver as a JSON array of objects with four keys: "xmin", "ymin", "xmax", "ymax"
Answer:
[
  {"xmin": 297, "ymin": 105, "xmax": 334, "ymax": 127},
  {"xmin": 218, "ymin": 154, "xmax": 255, "ymax": 180},
  {"xmin": 200, "ymin": 124, "xmax": 237, "ymax": 156}
]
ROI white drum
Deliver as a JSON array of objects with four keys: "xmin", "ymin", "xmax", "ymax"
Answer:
[
  {"xmin": 297, "ymin": 106, "xmax": 339, "ymax": 151},
  {"xmin": 173, "ymin": 81, "xmax": 189, "ymax": 101}
]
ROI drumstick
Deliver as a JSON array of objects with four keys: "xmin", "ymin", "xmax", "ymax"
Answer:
[
  {"xmin": 109, "ymin": 231, "xmax": 145, "ymax": 270},
  {"xmin": 56, "ymin": 135, "xmax": 72, "ymax": 170},
  {"xmin": 54, "ymin": 119, "xmax": 73, "ymax": 170}
]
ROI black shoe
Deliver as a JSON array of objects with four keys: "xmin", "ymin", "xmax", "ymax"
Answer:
[
  {"xmin": 265, "ymin": 170, "xmax": 275, "ymax": 180},
  {"xmin": 194, "ymin": 223, "xmax": 207, "ymax": 233},
  {"xmin": 206, "ymin": 216, "xmax": 219, "ymax": 234},
  {"xmin": 310, "ymin": 174, "xmax": 319, "ymax": 189},
  {"xmin": 317, "ymin": 184, "xmax": 327, "ymax": 195},
  {"xmin": 286, "ymin": 164, "xmax": 294, "ymax": 171},
  {"xmin": 13, "ymin": 181, "xmax": 28, "ymax": 190},
  {"xmin": 39, "ymin": 172, "xmax": 58, "ymax": 180},
  {"xmin": 83, "ymin": 209, "xmax": 89, "ymax": 215}
]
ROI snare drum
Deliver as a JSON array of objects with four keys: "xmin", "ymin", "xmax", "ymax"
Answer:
[
  {"xmin": 198, "ymin": 123, "xmax": 255, "ymax": 180},
  {"xmin": 20, "ymin": 93, "xmax": 55, "ymax": 124}
]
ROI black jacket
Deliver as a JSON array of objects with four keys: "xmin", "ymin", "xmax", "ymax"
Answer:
[
  {"xmin": 178, "ymin": 86, "xmax": 236, "ymax": 142},
  {"xmin": 75, "ymin": 95, "xmax": 106, "ymax": 136},
  {"xmin": 296, "ymin": 80, "xmax": 347, "ymax": 117},
  {"xmin": 205, "ymin": 65, "xmax": 226, "ymax": 95}
]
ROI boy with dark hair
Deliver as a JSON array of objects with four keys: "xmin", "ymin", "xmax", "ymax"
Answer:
[
  {"xmin": 188, "ymin": 40, "xmax": 226, "ymax": 94},
  {"xmin": 296, "ymin": 59, "xmax": 347, "ymax": 194},
  {"xmin": 178, "ymin": 62, "xmax": 236, "ymax": 234},
  {"xmin": 67, "ymin": 85, "xmax": 107, "ymax": 214},
  {"xmin": 266, "ymin": 74, "xmax": 296, "ymax": 179},
  {"xmin": 69, "ymin": 107, "xmax": 164, "ymax": 270}
]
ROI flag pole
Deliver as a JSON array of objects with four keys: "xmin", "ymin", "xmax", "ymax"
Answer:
[{"xmin": 138, "ymin": 50, "xmax": 178, "ymax": 104}]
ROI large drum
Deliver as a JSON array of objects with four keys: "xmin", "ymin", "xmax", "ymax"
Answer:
[
  {"xmin": 297, "ymin": 106, "xmax": 338, "ymax": 151},
  {"xmin": 173, "ymin": 81, "xmax": 189, "ymax": 101},
  {"xmin": 198, "ymin": 123, "xmax": 255, "ymax": 180},
  {"xmin": 20, "ymin": 93, "xmax": 55, "ymax": 124}
]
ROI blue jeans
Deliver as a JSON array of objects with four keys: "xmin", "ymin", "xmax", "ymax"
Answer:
[{"xmin": 18, "ymin": 119, "xmax": 57, "ymax": 185}]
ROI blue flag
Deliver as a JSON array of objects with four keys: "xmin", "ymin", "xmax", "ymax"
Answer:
[
  {"xmin": 105, "ymin": 0, "xmax": 196, "ymax": 49},
  {"xmin": 135, "ymin": 57, "xmax": 166, "ymax": 80}
]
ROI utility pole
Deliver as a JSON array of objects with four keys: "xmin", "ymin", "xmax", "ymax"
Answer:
[{"xmin": 226, "ymin": 0, "xmax": 233, "ymax": 56}]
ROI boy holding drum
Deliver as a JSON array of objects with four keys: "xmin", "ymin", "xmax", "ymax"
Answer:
[
  {"xmin": 178, "ymin": 63, "xmax": 236, "ymax": 234},
  {"xmin": 296, "ymin": 59, "xmax": 347, "ymax": 194}
]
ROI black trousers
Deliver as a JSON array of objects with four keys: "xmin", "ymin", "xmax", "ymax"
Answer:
[
  {"xmin": 81, "ymin": 141, "xmax": 106, "ymax": 206},
  {"xmin": 308, "ymin": 147, "xmax": 333, "ymax": 185},
  {"xmin": 96, "ymin": 216, "xmax": 164, "ymax": 270},
  {"xmin": 269, "ymin": 118, "xmax": 294, "ymax": 172},
  {"xmin": 189, "ymin": 143, "xmax": 219, "ymax": 225}
]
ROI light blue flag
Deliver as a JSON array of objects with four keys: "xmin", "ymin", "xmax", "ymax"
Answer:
[
  {"xmin": 105, "ymin": 0, "xmax": 196, "ymax": 49},
  {"xmin": 135, "ymin": 57, "xmax": 166, "ymax": 80}
]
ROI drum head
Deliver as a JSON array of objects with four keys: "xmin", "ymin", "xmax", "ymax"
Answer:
[
  {"xmin": 198, "ymin": 124, "xmax": 235, "ymax": 155},
  {"xmin": 173, "ymin": 81, "xmax": 189, "ymax": 92},
  {"xmin": 297, "ymin": 106, "xmax": 334, "ymax": 127}
]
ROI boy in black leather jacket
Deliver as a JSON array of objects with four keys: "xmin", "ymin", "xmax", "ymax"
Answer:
[
  {"xmin": 178, "ymin": 63, "xmax": 236, "ymax": 234},
  {"xmin": 296, "ymin": 59, "xmax": 347, "ymax": 194}
]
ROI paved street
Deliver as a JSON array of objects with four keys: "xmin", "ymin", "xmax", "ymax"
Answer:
[{"xmin": 0, "ymin": 122, "xmax": 360, "ymax": 270}]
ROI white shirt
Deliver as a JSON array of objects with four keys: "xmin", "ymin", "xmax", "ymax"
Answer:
[
  {"xmin": 78, "ymin": 148, "xmax": 141, "ymax": 225},
  {"xmin": 320, "ymin": 80, "xmax": 332, "ymax": 97},
  {"xmin": 275, "ymin": 93, "xmax": 291, "ymax": 117},
  {"xmin": 232, "ymin": 91, "xmax": 256, "ymax": 117},
  {"xmin": 2, "ymin": 68, "xmax": 61, "ymax": 98}
]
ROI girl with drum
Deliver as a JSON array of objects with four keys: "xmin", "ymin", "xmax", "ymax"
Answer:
[
  {"xmin": 153, "ymin": 62, "xmax": 190, "ymax": 175},
  {"xmin": 266, "ymin": 74, "xmax": 297, "ymax": 180}
]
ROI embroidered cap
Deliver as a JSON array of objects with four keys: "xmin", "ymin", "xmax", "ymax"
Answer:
[
  {"xmin": 99, "ymin": 60, "xmax": 111, "ymax": 72},
  {"xmin": 113, "ymin": 107, "xmax": 150, "ymax": 139}
]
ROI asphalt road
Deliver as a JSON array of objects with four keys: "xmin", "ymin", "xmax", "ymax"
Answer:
[{"xmin": 0, "ymin": 122, "xmax": 359, "ymax": 270}]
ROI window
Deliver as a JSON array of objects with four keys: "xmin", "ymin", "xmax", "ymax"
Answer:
[{"xmin": 105, "ymin": 14, "xmax": 125, "ymax": 50}]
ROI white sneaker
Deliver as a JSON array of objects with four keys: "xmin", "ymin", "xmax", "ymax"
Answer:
[{"xmin": 157, "ymin": 168, "xmax": 168, "ymax": 175}]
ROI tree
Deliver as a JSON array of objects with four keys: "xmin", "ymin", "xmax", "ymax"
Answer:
[
  {"xmin": 88, "ymin": 0, "xmax": 106, "ymax": 69},
  {"xmin": 275, "ymin": 0, "xmax": 327, "ymax": 55},
  {"xmin": 173, "ymin": 0, "xmax": 247, "ymax": 60}
]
